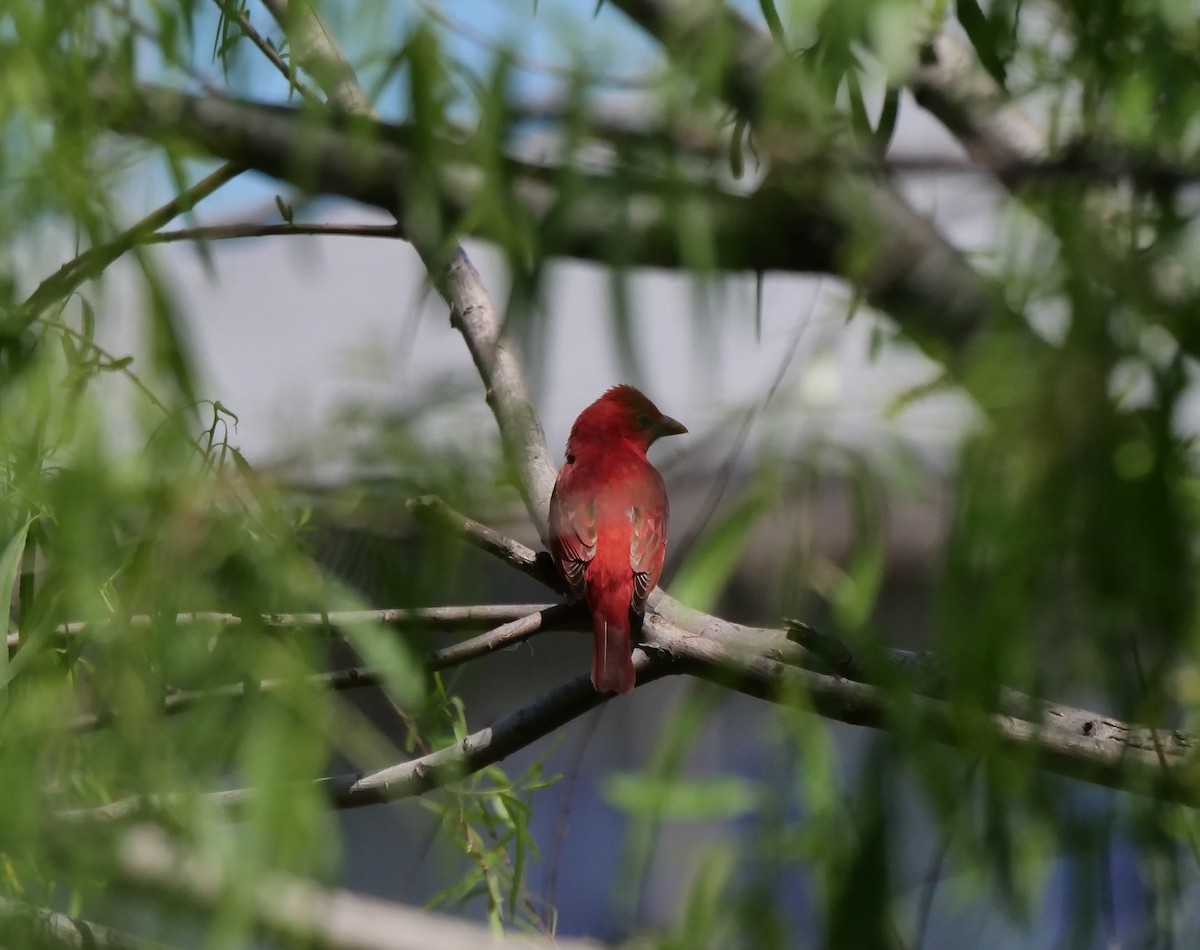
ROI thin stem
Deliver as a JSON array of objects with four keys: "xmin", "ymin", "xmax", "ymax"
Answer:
[
  {"xmin": 210, "ymin": 0, "xmax": 321, "ymax": 104},
  {"xmin": 148, "ymin": 222, "xmax": 403, "ymax": 244},
  {"xmin": 21, "ymin": 163, "xmax": 245, "ymax": 324},
  {"xmin": 8, "ymin": 603, "xmax": 555, "ymax": 655}
]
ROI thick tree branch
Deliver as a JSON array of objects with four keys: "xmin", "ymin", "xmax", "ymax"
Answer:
[
  {"xmin": 910, "ymin": 27, "xmax": 1191, "ymax": 312},
  {"xmin": 640, "ymin": 615, "xmax": 1198, "ymax": 804},
  {"xmin": 606, "ymin": 0, "xmax": 999, "ymax": 352},
  {"xmin": 81, "ymin": 85, "xmax": 832, "ymax": 279},
  {"xmin": 399, "ymin": 499, "xmax": 1200, "ymax": 806},
  {"xmin": 73, "ymin": 598, "xmax": 1200, "ymax": 817},
  {"xmin": 51, "ymin": 502, "xmax": 1198, "ymax": 813},
  {"xmin": 74, "ymin": 654, "xmax": 666, "ymax": 821},
  {"xmin": 110, "ymin": 825, "xmax": 602, "ymax": 950},
  {"xmin": 911, "ymin": 30, "xmax": 1047, "ymax": 182},
  {"xmin": 79, "ymin": 77, "xmax": 1001, "ymax": 357}
]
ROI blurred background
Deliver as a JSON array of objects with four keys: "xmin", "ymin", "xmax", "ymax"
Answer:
[{"xmin": 6, "ymin": 0, "xmax": 1200, "ymax": 947}]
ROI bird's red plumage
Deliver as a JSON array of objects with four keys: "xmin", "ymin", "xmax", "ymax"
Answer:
[{"xmin": 549, "ymin": 387, "xmax": 685, "ymax": 694}]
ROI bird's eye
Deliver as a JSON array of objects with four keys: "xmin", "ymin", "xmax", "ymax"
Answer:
[{"xmin": 635, "ymin": 413, "xmax": 654, "ymax": 430}]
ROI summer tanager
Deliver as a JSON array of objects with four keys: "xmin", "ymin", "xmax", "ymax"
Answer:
[{"xmin": 549, "ymin": 386, "xmax": 687, "ymax": 694}]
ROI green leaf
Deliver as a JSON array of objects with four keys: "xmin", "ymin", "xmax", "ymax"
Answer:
[
  {"xmin": 956, "ymin": 0, "xmax": 1009, "ymax": 87},
  {"xmin": 601, "ymin": 773, "xmax": 760, "ymax": 821},
  {"xmin": 728, "ymin": 115, "xmax": 747, "ymax": 179},
  {"xmin": 0, "ymin": 517, "xmax": 32, "ymax": 677},
  {"xmin": 845, "ymin": 69, "xmax": 873, "ymax": 148},
  {"xmin": 829, "ymin": 468, "xmax": 885, "ymax": 633},
  {"xmin": 874, "ymin": 86, "xmax": 900, "ymax": 152},
  {"xmin": 758, "ymin": 0, "xmax": 787, "ymax": 46},
  {"xmin": 100, "ymin": 356, "xmax": 134, "ymax": 372},
  {"xmin": 670, "ymin": 484, "xmax": 770, "ymax": 612}
]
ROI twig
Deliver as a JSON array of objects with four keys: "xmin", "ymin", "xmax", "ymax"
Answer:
[
  {"xmin": 257, "ymin": 0, "xmax": 558, "ymax": 536},
  {"xmin": 148, "ymin": 222, "xmax": 403, "ymax": 244},
  {"xmin": 785, "ymin": 617, "xmax": 858, "ymax": 678},
  {"xmin": 98, "ymin": 0, "xmax": 224, "ymax": 97},
  {"xmin": 911, "ymin": 761, "xmax": 978, "ymax": 949},
  {"xmin": 71, "ymin": 653, "xmax": 670, "ymax": 821},
  {"xmin": 210, "ymin": 0, "xmax": 321, "ymax": 105},
  {"xmin": 37, "ymin": 317, "xmax": 171, "ymax": 416},
  {"xmin": 544, "ymin": 705, "xmax": 604, "ymax": 915},
  {"xmin": 8, "ymin": 602, "xmax": 552, "ymax": 655},
  {"xmin": 57, "ymin": 605, "xmax": 570, "ymax": 736},
  {"xmin": 70, "ymin": 601, "xmax": 1200, "ymax": 820},
  {"xmin": 406, "ymin": 495, "xmax": 560, "ymax": 588},
  {"xmin": 424, "ymin": 604, "xmax": 580, "ymax": 670},
  {"xmin": 20, "ymin": 162, "xmax": 244, "ymax": 325}
]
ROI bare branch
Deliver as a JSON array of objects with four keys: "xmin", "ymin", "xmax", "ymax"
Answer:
[
  {"xmin": 63, "ymin": 605, "xmax": 573, "ymax": 737},
  {"xmin": 111, "ymin": 825, "xmax": 603, "ymax": 950},
  {"xmin": 336, "ymin": 657, "xmax": 668, "ymax": 808},
  {"xmin": 640, "ymin": 615, "xmax": 1198, "ymax": 803},
  {"xmin": 397, "ymin": 503, "xmax": 1200, "ymax": 807},
  {"xmin": 78, "ymin": 78, "xmax": 1000, "ymax": 359},
  {"xmin": 73, "ymin": 654, "xmax": 666, "ymax": 821},
  {"xmin": 19, "ymin": 161, "xmax": 244, "ymax": 326},
  {"xmin": 425, "ymin": 604, "xmax": 581, "ymax": 671},
  {"xmin": 149, "ymin": 222, "xmax": 402, "ymax": 243},
  {"xmin": 911, "ymin": 30, "xmax": 1047, "ymax": 181},
  {"xmin": 257, "ymin": 0, "xmax": 558, "ymax": 534},
  {"xmin": 441, "ymin": 251, "xmax": 559, "ymax": 536},
  {"xmin": 8, "ymin": 603, "xmax": 552, "ymax": 656},
  {"xmin": 211, "ymin": 0, "xmax": 320, "ymax": 104},
  {"xmin": 74, "ymin": 605, "xmax": 1200, "ymax": 818},
  {"xmin": 406, "ymin": 495, "xmax": 560, "ymax": 586}
]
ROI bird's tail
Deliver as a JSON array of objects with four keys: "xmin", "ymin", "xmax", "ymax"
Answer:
[{"xmin": 589, "ymin": 591, "xmax": 636, "ymax": 695}]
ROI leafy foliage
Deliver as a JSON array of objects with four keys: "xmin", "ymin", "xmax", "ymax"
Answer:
[{"xmin": 2, "ymin": 0, "xmax": 1200, "ymax": 947}]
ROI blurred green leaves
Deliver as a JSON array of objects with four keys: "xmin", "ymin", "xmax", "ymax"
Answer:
[
  {"xmin": 4, "ymin": 0, "xmax": 1200, "ymax": 945},
  {"xmin": 670, "ymin": 479, "xmax": 773, "ymax": 613},
  {"xmin": 602, "ymin": 772, "xmax": 761, "ymax": 821}
]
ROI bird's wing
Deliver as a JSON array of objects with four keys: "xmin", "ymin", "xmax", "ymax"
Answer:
[
  {"xmin": 548, "ymin": 489, "xmax": 597, "ymax": 600},
  {"xmin": 629, "ymin": 501, "xmax": 668, "ymax": 614}
]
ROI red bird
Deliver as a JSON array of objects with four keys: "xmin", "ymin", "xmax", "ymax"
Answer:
[{"xmin": 549, "ymin": 386, "xmax": 687, "ymax": 694}]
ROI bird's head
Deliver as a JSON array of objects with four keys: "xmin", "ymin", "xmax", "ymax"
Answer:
[{"xmin": 567, "ymin": 385, "xmax": 688, "ymax": 455}]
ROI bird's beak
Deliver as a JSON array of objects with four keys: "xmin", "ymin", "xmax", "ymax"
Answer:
[{"xmin": 654, "ymin": 415, "xmax": 688, "ymax": 440}]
